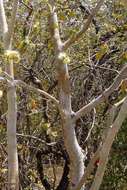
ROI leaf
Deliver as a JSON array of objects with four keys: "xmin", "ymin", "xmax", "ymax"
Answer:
[
  {"xmin": 120, "ymin": 51, "xmax": 127, "ymax": 64},
  {"xmin": 120, "ymin": 80, "xmax": 127, "ymax": 93},
  {"xmin": 33, "ymin": 21, "xmax": 40, "ymax": 29},
  {"xmin": 122, "ymin": 51, "xmax": 127, "ymax": 60},
  {"xmin": 69, "ymin": 11, "xmax": 76, "ymax": 17},
  {"xmin": 31, "ymin": 99, "xmax": 37, "ymax": 109},
  {"xmin": 59, "ymin": 13, "xmax": 66, "ymax": 21},
  {"xmin": 42, "ymin": 123, "xmax": 50, "ymax": 131},
  {"xmin": 96, "ymin": 51, "xmax": 104, "ymax": 61},
  {"xmin": 96, "ymin": 43, "xmax": 109, "ymax": 61}
]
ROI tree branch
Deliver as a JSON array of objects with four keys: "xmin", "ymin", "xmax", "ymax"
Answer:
[
  {"xmin": 48, "ymin": 0, "xmax": 63, "ymax": 52},
  {"xmin": 36, "ymin": 150, "xmax": 51, "ymax": 190},
  {"xmin": 0, "ymin": 0, "xmax": 8, "ymax": 36},
  {"xmin": 90, "ymin": 96, "xmax": 127, "ymax": 190},
  {"xmin": 74, "ymin": 97, "xmax": 127, "ymax": 190},
  {"xmin": 4, "ymin": 0, "xmax": 19, "ymax": 50},
  {"xmin": 84, "ymin": 108, "xmax": 96, "ymax": 143},
  {"xmin": 17, "ymin": 133, "xmax": 56, "ymax": 146},
  {"xmin": 15, "ymin": 79, "xmax": 60, "ymax": 108},
  {"xmin": 75, "ymin": 65, "xmax": 127, "ymax": 120},
  {"xmin": 63, "ymin": 0, "xmax": 105, "ymax": 50}
]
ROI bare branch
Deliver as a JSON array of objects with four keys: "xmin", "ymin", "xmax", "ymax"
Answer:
[
  {"xmin": 75, "ymin": 65, "xmax": 127, "ymax": 120},
  {"xmin": 63, "ymin": 0, "xmax": 105, "ymax": 50},
  {"xmin": 17, "ymin": 133, "xmax": 56, "ymax": 146},
  {"xmin": 0, "ymin": 72, "xmax": 60, "ymax": 107},
  {"xmin": 74, "ymin": 96, "xmax": 127, "ymax": 190},
  {"xmin": 15, "ymin": 79, "xmax": 60, "ymax": 108},
  {"xmin": 1, "ymin": 0, "xmax": 19, "ymax": 77},
  {"xmin": 84, "ymin": 108, "xmax": 96, "ymax": 143},
  {"xmin": 20, "ymin": 0, "xmax": 33, "ymax": 10},
  {"xmin": 0, "ymin": 0, "xmax": 8, "ymax": 36},
  {"xmin": 4, "ymin": 0, "xmax": 19, "ymax": 49},
  {"xmin": 48, "ymin": 0, "xmax": 62, "ymax": 52},
  {"xmin": 90, "ymin": 96, "xmax": 127, "ymax": 190}
]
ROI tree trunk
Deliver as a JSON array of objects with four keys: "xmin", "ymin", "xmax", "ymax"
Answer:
[
  {"xmin": 48, "ymin": 2, "xmax": 86, "ymax": 188},
  {"xmin": 62, "ymin": 115, "xmax": 85, "ymax": 189},
  {"xmin": 0, "ymin": 0, "xmax": 19, "ymax": 188},
  {"xmin": 6, "ymin": 81, "xmax": 19, "ymax": 190},
  {"xmin": 57, "ymin": 55, "xmax": 85, "ymax": 189}
]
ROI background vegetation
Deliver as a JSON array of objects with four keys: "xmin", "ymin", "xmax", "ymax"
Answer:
[{"xmin": 0, "ymin": 0, "xmax": 127, "ymax": 189}]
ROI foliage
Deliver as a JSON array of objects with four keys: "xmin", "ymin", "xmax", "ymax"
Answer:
[{"xmin": 0, "ymin": 0, "xmax": 127, "ymax": 189}]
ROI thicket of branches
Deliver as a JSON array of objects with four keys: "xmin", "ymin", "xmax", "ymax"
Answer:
[{"xmin": 0, "ymin": 0, "xmax": 127, "ymax": 190}]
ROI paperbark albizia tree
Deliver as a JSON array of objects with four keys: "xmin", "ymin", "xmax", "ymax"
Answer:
[
  {"xmin": 48, "ymin": 0, "xmax": 105, "ymax": 189},
  {"xmin": 1, "ymin": 0, "xmax": 127, "ymax": 190},
  {"xmin": 0, "ymin": 0, "xmax": 19, "ymax": 189},
  {"xmin": 48, "ymin": 0, "xmax": 127, "ymax": 189}
]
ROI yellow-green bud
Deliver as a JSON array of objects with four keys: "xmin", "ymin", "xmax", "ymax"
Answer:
[
  {"xmin": 58, "ymin": 52, "xmax": 70, "ymax": 64},
  {"xmin": 4, "ymin": 50, "xmax": 20, "ymax": 64}
]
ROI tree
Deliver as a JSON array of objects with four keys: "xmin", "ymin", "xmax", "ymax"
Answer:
[
  {"xmin": 0, "ymin": 0, "xmax": 19, "ymax": 189},
  {"xmin": 0, "ymin": 0, "xmax": 127, "ymax": 190}
]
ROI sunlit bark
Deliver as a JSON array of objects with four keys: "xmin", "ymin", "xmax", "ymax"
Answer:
[{"xmin": 0, "ymin": 0, "xmax": 19, "ymax": 189}]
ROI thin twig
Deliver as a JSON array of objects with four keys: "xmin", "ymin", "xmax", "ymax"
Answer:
[
  {"xmin": 63, "ymin": 0, "xmax": 105, "ymax": 50},
  {"xmin": 14, "ymin": 79, "xmax": 60, "ymax": 107},
  {"xmin": 17, "ymin": 133, "xmax": 56, "ymax": 146},
  {"xmin": 84, "ymin": 108, "xmax": 96, "ymax": 143}
]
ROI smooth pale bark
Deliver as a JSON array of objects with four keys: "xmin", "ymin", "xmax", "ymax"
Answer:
[
  {"xmin": 6, "ymin": 82, "xmax": 19, "ymax": 190},
  {"xmin": 0, "ymin": 0, "xmax": 8, "ymax": 35},
  {"xmin": 48, "ymin": 1, "xmax": 85, "ymax": 188},
  {"xmin": 48, "ymin": 0, "xmax": 105, "ymax": 188},
  {"xmin": 90, "ymin": 97, "xmax": 127, "ymax": 190},
  {"xmin": 75, "ymin": 64, "xmax": 127, "ymax": 120},
  {"xmin": 0, "ymin": 0, "xmax": 19, "ymax": 189},
  {"xmin": 61, "ymin": 115, "xmax": 85, "ymax": 188},
  {"xmin": 57, "ymin": 56, "xmax": 85, "ymax": 188},
  {"xmin": 74, "ymin": 98, "xmax": 127, "ymax": 190}
]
